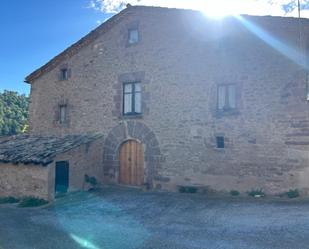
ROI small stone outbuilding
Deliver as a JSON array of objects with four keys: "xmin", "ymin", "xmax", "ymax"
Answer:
[{"xmin": 0, "ymin": 134, "xmax": 103, "ymax": 200}]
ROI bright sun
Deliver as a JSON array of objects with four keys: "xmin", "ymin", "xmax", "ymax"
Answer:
[{"xmin": 198, "ymin": 0, "xmax": 243, "ymax": 18}]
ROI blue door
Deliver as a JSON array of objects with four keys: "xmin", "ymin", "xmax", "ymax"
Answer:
[{"xmin": 55, "ymin": 161, "xmax": 69, "ymax": 193}]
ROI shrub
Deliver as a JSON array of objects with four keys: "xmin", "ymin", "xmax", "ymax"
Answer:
[
  {"xmin": 230, "ymin": 190, "xmax": 240, "ymax": 196},
  {"xmin": 178, "ymin": 186, "xmax": 198, "ymax": 194},
  {"xmin": 84, "ymin": 174, "xmax": 97, "ymax": 187},
  {"xmin": 18, "ymin": 197, "xmax": 48, "ymax": 208},
  {"xmin": 286, "ymin": 189, "xmax": 300, "ymax": 198},
  {"xmin": 0, "ymin": 196, "xmax": 19, "ymax": 204},
  {"xmin": 178, "ymin": 186, "xmax": 186, "ymax": 193},
  {"xmin": 88, "ymin": 177, "xmax": 97, "ymax": 186},
  {"xmin": 187, "ymin": 186, "xmax": 198, "ymax": 193},
  {"xmin": 247, "ymin": 189, "xmax": 265, "ymax": 197}
]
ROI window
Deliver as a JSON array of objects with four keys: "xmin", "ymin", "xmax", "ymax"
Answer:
[
  {"xmin": 60, "ymin": 68, "xmax": 68, "ymax": 80},
  {"xmin": 216, "ymin": 136, "xmax": 225, "ymax": 149},
  {"xmin": 307, "ymin": 73, "xmax": 309, "ymax": 101},
  {"xmin": 217, "ymin": 84, "xmax": 236, "ymax": 110},
  {"xmin": 123, "ymin": 82, "xmax": 142, "ymax": 115},
  {"xmin": 59, "ymin": 105, "xmax": 67, "ymax": 124},
  {"xmin": 128, "ymin": 29, "xmax": 139, "ymax": 44}
]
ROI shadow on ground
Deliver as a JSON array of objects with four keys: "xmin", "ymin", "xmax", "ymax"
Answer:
[{"xmin": 1, "ymin": 186, "xmax": 309, "ymax": 249}]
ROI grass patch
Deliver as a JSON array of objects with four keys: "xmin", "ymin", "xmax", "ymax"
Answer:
[
  {"xmin": 18, "ymin": 196, "xmax": 48, "ymax": 208},
  {"xmin": 230, "ymin": 190, "xmax": 240, "ymax": 196},
  {"xmin": 247, "ymin": 188, "xmax": 265, "ymax": 198},
  {"xmin": 0, "ymin": 196, "xmax": 19, "ymax": 204}
]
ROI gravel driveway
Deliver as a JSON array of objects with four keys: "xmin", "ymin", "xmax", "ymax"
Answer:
[{"xmin": 1, "ymin": 186, "xmax": 309, "ymax": 249}]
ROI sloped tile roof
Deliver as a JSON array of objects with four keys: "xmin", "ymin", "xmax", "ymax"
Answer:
[{"xmin": 0, "ymin": 134, "xmax": 103, "ymax": 166}]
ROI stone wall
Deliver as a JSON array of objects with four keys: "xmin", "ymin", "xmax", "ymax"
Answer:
[
  {"xmin": 28, "ymin": 7, "xmax": 309, "ymax": 194},
  {"xmin": 48, "ymin": 138, "xmax": 104, "ymax": 198},
  {"xmin": 0, "ymin": 163, "xmax": 50, "ymax": 200}
]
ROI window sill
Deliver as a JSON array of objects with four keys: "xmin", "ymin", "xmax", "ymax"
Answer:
[
  {"xmin": 121, "ymin": 113, "xmax": 143, "ymax": 119},
  {"xmin": 126, "ymin": 41, "xmax": 140, "ymax": 48},
  {"xmin": 215, "ymin": 109, "xmax": 240, "ymax": 118},
  {"xmin": 54, "ymin": 121, "xmax": 70, "ymax": 128},
  {"xmin": 213, "ymin": 147, "xmax": 226, "ymax": 152}
]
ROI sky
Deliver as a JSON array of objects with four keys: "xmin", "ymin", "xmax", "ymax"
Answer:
[{"xmin": 0, "ymin": 0, "xmax": 308, "ymax": 95}]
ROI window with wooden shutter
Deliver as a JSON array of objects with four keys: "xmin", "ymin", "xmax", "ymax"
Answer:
[
  {"xmin": 59, "ymin": 105, "xmax": 67, "ymax": 124},
  {"xmin": 217, "ymin": 84, "xmax": 237, "ymax": 111}
]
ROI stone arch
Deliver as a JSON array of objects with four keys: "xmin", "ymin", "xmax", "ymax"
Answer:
[{"xmin": 103, "ymin": 121, "xmax": 162, "ymax": 187}]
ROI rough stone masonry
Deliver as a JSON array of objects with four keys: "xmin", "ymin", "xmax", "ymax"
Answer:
[{"xmin": 24, "ymin": 6, "xmax": 309, "ymax": 194}]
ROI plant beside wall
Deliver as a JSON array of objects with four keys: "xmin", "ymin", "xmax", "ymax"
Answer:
[
  {"xmin": 84, "ymin": 174, "xmax": 98, "ymax": 191},
  {"xmin": 247, "ymin": 189, "xmax": 265, "ymax": 198},
  {"xmin": 178, "ymin": 186, "xmax": 198, "ymax": 194},
  {"xmin": 230, "ymin": 190, "xmax": 240, "ymax": 196},
  {"xmin": 284, "ymin": 189, "xmax": 300, "ymax": 198},
  {"xmin": 18, "ymin": 196, "xmax": 48, "ymax": 208},
  {"xmin": 0, "ymin": 196, "xmax": 19, "ymax": 204}
]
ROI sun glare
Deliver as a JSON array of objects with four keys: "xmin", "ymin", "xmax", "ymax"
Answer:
[{"xmin": 197, "ymin": 0, "xmax": 245, "ymax": 18}]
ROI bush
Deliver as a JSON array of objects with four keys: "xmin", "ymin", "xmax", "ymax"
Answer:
[
  {"xmin": 0, "ymin": 196, "xmax": 19, "ymax": 204},
  {"xmin": 18, "ymin": 197, "xmax": 48, "ymax": 208},
  {"xmin": 84, "ymin": 174, "xmax": 97, "ymax": 187},
  {"xmin": 187, "ymin": 186, "xmax": 198, "ymax": 193},
  {"xmin": 178, "ymin": 186, "xmax": 198, "ymax": 194},
  {"xmin": 178, "ymin": 186, "xmax": 186, "ymax": 193},
  {"xmin": 247, "ymin": 189, "xmax": 265, "ymax": 197},
  {"xmin": 285, "ymin": 189, "xmax": 300, "ymax": 198},
  {"xmin": 230, "ymin": 190, "xmax": 240, "ymax": 196}
]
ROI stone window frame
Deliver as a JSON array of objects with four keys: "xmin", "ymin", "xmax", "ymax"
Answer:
[
  {"xmin": 213, "ymin": 133, "xmax": 230, "ymax": 151},
  {"xmin": 217, "ymin": 84, "xmax": 236, "ymax": 110},
  {"xmin": 54, "ymin": 98, "xmax": 70, "ymax": 127},
  {"xmin": 122, "ymin": 82, "xmax": 142, "ymax": 116},
  {"xmin": 305, "ymin": 72, "xmax": 309, "ymax": 100},
  {"xmin": 58, "ymin": 64, "xmax": 71, "ymax": 81},
  {"xmin": 59, "ymin": 104, "xmax": 67, "ymax": 124},
  {"xmin": 124, "ymin": 21, "xmax": 141, "ymax": 47},
  {"xmin": 216, "ymin": 136, "xmax": 225, "ymax": 149},
  {"xmin": 215, "ymin": 83, "xmax": 241, "ymax": 117},
  {"xmin": 128, "ymin": 28, "xmax": 139, "ymax": 45},
  {"xmin": 113, "ymin": 71, "xmax": 150, "ymax": 119}
]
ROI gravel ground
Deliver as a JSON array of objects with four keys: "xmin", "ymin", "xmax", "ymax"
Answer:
[{"xmin": 1, "ymin": 186, "xmax": 309, "ymax": 249}]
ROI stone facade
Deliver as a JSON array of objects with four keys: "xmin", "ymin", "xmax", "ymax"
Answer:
[
  {"xmin": 50, "ymin": 137, "xmax": 104, "ymax": 196},
  {"xmin": 0, "ymin": 163, "xmax": 50, "ymax": 200},
  {"xmin": 26, "ymin": 6, "xmax": 309, "ymax": 194}
]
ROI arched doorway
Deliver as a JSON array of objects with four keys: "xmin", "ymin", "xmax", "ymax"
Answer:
[{"xmin": 119, "ymin": 140, "xmax": 144, "ymax": 186}]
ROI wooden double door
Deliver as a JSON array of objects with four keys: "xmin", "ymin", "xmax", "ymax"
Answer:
[{"xmin": 119, "ymin": 140, "xmax": 144, "ymax": 186}]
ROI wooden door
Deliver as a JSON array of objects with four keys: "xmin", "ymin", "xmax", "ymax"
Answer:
[
  {"xmin": 119, "ymin": 140, "xmax": 144, "ymax": 186},
  {"xmin": 55, "ymin": 161, "xmax": 69, "ymax": 193}
]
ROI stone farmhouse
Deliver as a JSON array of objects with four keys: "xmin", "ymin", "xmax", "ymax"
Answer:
[{"xmin": 0, "ymin": 5, "xmax": 309, "ymax": 200}]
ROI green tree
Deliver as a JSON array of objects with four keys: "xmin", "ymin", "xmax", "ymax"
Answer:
[{"xmin": 0, "ymin": 91, "xmax": 29, "ymax": 136}]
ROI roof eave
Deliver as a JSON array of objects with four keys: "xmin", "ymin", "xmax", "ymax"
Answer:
[{"xmin": 23, "ymin": 6, "xmax": 132, "ymax": 84}]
